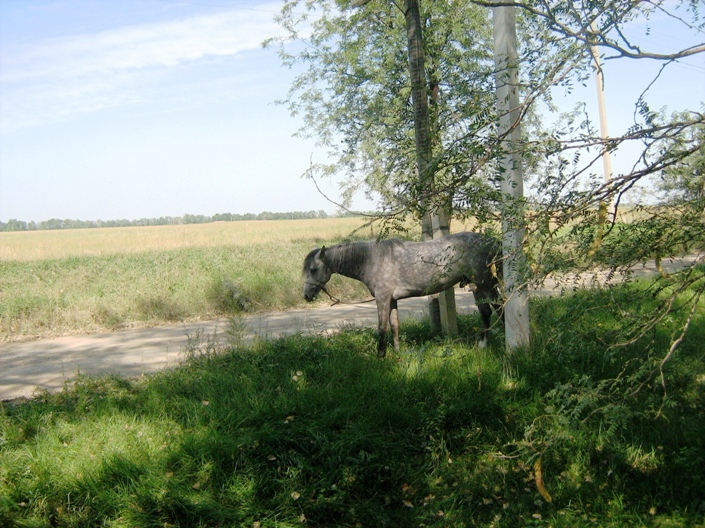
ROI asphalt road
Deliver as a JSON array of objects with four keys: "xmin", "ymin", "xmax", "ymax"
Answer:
[{"xmin": 1, "ymin": 255, "xmax": 698, "ymax": 402}]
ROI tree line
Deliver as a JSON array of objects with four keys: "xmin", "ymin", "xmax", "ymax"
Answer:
[{"xmin": 0, "ymin": 210, "xmax": 345, "ymax": 232}]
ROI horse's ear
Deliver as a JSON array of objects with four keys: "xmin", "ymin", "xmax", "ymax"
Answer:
[{"xmin": 319, "ymin": 246, "xmax": 326, "ymax": 259}]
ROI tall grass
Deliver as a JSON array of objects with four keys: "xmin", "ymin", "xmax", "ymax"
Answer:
[
  {"xmin": 1, "ymin": 218, "xmax": 373, "ymax": 342},
  {"xmin": 1, "ymin": 281, "xmax": 704, "ymax": 527}
]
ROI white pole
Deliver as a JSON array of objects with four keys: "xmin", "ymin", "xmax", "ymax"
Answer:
[
  {"xmin": 590, "ymin": 21, "xmax": 615, "ymax": 219},
  {"xmin": 493, "ymin": 3, "xmax": 530, "ymax": 351}
]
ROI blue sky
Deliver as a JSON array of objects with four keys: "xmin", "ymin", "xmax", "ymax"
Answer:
[{"xmin": 0, "ymin": 1, "xmax": 703, "ymax": 223}]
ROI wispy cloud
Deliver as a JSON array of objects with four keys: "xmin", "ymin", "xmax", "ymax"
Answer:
[{"xmin": 0, "ymin": 5, "xmax": 283, "ymax": 131}]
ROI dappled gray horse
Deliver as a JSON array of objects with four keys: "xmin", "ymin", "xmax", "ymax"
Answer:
[{"xmin": 302, "ymin": 232, "xmax": 502, "ymax": 357}]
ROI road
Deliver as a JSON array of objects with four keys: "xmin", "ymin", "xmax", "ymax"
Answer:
[
  {"xmin": 1, "ymin": 255, "xmax": 697, "ymax": 402},
  {"xmin": 0, "ymin": 292, "xmax": 476, "ymax": 401}
]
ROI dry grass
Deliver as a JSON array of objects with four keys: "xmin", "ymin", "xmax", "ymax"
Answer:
[{"xmin": 0, "ymin": 217, "xmax": 373, "ymax": 262}]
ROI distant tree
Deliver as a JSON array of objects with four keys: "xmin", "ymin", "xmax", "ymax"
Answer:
[
  {"xmin": 3, "ymin": 219, "xmax": 28, "ymax": 231},
  {"xmin": 40, "ymin": 219, "xmax": 64, "ymax": 230}
]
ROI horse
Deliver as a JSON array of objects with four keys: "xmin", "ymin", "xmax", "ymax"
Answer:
[{"xmin": 302, "ymin": 232, "xmax": 502, "ymax": 357}]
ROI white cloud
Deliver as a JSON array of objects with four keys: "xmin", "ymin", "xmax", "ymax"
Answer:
[{"xmin": 0, "ymin": 5, "xmax": 284, "ymax": 131}]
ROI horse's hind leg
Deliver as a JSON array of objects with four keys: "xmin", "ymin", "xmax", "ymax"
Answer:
[
  {"xmin": 477, "ymin": 302, "xmax": 492, "ymax": 348},
  {"xmin": 376, "ymin": 299, "xmax": 391, "ymax": 358},
  {"xmin": 390, "ymin": 300, "xmax": 400, "ymax": 351},
  {"xmin": 475, "ymin": 279, "xmax": 501, "ymax": 347}
]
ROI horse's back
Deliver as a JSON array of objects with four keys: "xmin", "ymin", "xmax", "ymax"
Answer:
[{"xmin": 373, "ymin": 232, "xmax": 499, "ymax": 299}]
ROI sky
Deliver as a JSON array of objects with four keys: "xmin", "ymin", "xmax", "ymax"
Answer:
[{"xmin": 0, "ymin": 0, "xmax": 703, "ymax": 224}]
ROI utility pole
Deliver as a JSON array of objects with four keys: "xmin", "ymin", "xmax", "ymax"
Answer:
[
  {"xmin": 492, "ymin": 3, "xmax": 530, "ymax": 351},
  {"xmin": 590, "ymin": 21, "xmax": 615, "ymax": 220}
]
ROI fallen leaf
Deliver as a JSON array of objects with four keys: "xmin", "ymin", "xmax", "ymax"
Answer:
[
  {"xmin": 402, "ymin": 500, "xmax": 414, "ymax": 508},
  {"xmin": 192, "ymin": 482, "xmax": 201, "ymax": 490},
  {"xmin": 291, "ymin": 491, "xmax": 301, "ymax": 500}
]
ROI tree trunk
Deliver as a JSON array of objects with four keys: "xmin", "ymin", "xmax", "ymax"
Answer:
[{"xmin": 405, "ymin": 0, "xmax": 457, "ymax": 336}]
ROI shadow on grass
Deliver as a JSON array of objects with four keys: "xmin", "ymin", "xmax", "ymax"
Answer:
[{"xmin": 1, "ymin": 285, "xmax": 704, "ymax": 527}]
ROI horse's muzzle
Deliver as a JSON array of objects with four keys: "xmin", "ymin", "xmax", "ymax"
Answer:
[{"xmin": 303, "ymin": 280, "xmax": 323, "ymax": 302}]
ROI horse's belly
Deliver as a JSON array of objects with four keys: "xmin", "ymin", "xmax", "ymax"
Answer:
[{"xmin": 393, "ymin": 274, "xmax": 460, "ymax": 300}]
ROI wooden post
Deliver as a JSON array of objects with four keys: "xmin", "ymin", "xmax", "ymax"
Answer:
[{"xmin": 433, "ymin": 210, "xmax": 459, "ymax": 336}]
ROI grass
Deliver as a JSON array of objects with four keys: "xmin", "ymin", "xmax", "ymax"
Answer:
[
  {"xmin": 1, "ymin": 280, "xmax": 704, "ymax": 527},
  {"xmin": 0, "ymin": 218, "xmax": 374, "ymax": 342}
]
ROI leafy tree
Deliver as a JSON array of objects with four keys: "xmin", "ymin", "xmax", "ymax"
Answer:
[
  {"xmin": 265, "ymin": 0, "xmax": 498, "ymax": 222},
  {"xmin": 659, "ymin": 111, "xmax": 705, "ymax": 209}
]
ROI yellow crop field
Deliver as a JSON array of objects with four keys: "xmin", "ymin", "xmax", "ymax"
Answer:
[{"xmin": 0, "ymin": 217, "xmax": 374, "ymax": 262}]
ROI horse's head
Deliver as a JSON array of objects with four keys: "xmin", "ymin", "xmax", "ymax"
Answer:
[{"xmin": 303, "ymin": 247, "xmax": 332, "ymax": 301}]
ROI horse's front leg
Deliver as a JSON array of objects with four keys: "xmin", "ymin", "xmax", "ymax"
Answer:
[
  {"xmin": 390, "ymin": 299, "xmax": 400, "ymax": 351},
  {"xmin": 376, "ymin": 298, "xmax": 392, "ymax": 358}
]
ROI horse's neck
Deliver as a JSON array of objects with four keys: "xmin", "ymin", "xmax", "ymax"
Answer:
[{"xmin": 326, "ymin": 242, "xmax": 369, "ymax": 281}]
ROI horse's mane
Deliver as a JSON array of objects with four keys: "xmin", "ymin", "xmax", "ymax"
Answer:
[
  {"xmin": 325, "ymin": 242, "xmax": 371, "ymax": 277},
  {"xmin": 303, "ymin": 248, "xmax": 320, "ymax": 275},
  {"xmin": 305, "ymin": 239, "xmax": 403, "ymax": 278}
]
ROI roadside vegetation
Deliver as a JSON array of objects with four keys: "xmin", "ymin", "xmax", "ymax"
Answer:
[
  {"xmin": 0, "ymin": 218, "xmax": 376, "ymax": 342},
  {"xmin": 1, "ymin": 276, "xmax": 704, "ymax": 527}
]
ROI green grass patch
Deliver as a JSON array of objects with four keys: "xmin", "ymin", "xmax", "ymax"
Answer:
[{"xmin": 2, "ymin": 280, "xmax": 704, "ymax": 526}]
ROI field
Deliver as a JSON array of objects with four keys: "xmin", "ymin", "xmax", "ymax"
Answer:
[{"xmin": 0, "ymin": 218, "xmax": 376, "ymax": 342}]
